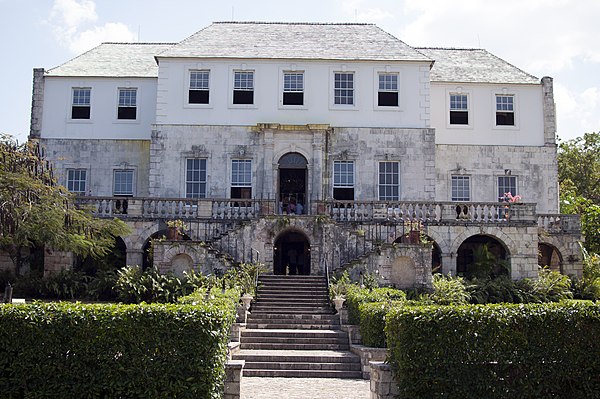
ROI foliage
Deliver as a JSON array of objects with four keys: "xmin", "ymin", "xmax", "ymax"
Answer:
[
  {"xmin": 358, "ymin": 301, "xmax": 403, "ymax": 348},
  {"xmin": 469, "ymin": 276, "xmax": 536, "ymax": 304},
  {"xmin": 572, "ymin": 246, "xmax": 600, "ymax": 300},
  {"xmin": 329, "ymin": 270, "xmax": 353, "ymax": 299},
  {"xmin": 114, "ymin": 265, "xmax": 198, "ymax": 304},
  {"xmin": 345, "ymin": 285, "xmax": 406, "ymax": 324},
  {"xmin": 464, "ymin": 244, "xmax": 509, "ymax": 280},
  {"xmin": 558, "ymin": 132, "xmax": 600, "ymax": 204},
  {"xmin": 386, "ymin": 302, "xmax": 600, "ymax": 398},
  {"xmin": 429, "ymin": 273, "xmax": 470, "ymax": 305},
  {"xmin": 0, "ymin": 300, "xmax": 237, "ymax": 398},
  {"xmin": 0, "ymin": 134, "xmax": 130, "ymax": 274},
  {"xmin": 362, "ymin": 271, "xmax": 380, "ymax": 289},
  {"xmin": 534, "ymin": 267, "xmax": 573, "ymax": 301},
  {"xmin": 560, "ymin": 180, "xmax": 600, "ymax": 253},
  {"xmin": 223, "ymin": 262, "xmax": 264, "ymax": 296}
]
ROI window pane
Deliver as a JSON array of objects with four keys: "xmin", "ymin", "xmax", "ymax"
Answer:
[
  {"xmin": 379, "ymin": 162, "xmax": 399, "ymax": 201},
  {"xmin": 334, "ymin": 73, "xmax": 354, "ymax": 105},
  {"xmin": 232, "ymin": 160, "xmax": 252, "ymax": 186},
  {"xmin": 334, "ymin": 161, "xmax": 354, "ymax": 187},
  {"xmin": 118, "ymin": 89, "xmax": 137, "ymax": 106},
  {"xmin": 378, "ymin": 74, "xmax": 398, "ymax": 91},
  {"xmin": 451, "ymin": 176, "xmax": 470, "ymax": 201},
  {"xmin": 498, "ymin": 176, "xmax": 517, "ymax": 200},
  {"xmin": 67, "ymin": 169, "xmax": 86, "ymax": 193},
  {"xmin": 72, "ymin": 88, "xmax": 91, "ymax": 105},
  {"xmin": 234, "ymin": 71, "xmax": 254, "ymax": 90},
  {"xmin": 284, "ymin": 73, "xmax": 304, "ymax": 92},
  {"xmin": 450, "ymin": 94, "xmax": 468, "ymax": 110},
  {"xmin": 113, "ymin": 170, "xmax": 134, "ymax": 196},
  {"xmin": 190, "ymin": 71, "xmax": 210, "ymax": 90},
  {"xmin": 186, "ymin": 159, "xmax": 207, "ymax": 198}
]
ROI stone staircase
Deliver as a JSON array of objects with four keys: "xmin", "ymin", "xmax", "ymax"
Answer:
[{"xmin": 233, "ymin": 275, "xmax": 362, "ymax": 378}]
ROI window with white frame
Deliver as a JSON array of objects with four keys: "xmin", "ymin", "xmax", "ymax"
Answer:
[
  {"xmin": 66, "ymin": 169, "xmax": 87, "ymax": 194},
  {"xmin": 117, "ymin": 88, "xmax": 137, "ymax": 120},
  {"xmin": 233, "ymin": 71, "xmax": 254, "ymax": 105},
  {"xmin": 334, "ymin": 72, "xmax": 354, "ymax": 105},
  {"xmin": 379, "ymin": 162, "xmax": 399, "ymax": 200},
  {"xmin": 498, "ymin": 176, "xmax": 517, "ymax": 201},
  {"xmin": 113, "ymin": 170, "xmax": 134, "ymax": 197},
  {"xmin": 496, "ymin": 95, "xmax": 515, "ymax": 126},
  {"xmin": 186, "ymin": 159, "xmax": 207, "ymax": 198},
  {"xmin": 71, "ymin": 88, "xmax": 91, "ymax": 119},
  {"xmin": 189, "ymin": 70, "xmax": 210, "ymax": 104},
  {"xmin": 378, "ymin": 73, "xmax": 399, "ymax": 107},
  {"xmin": 451, "ymin": 176, "xmax": 470, "ymax": 201},
  {"xmin": 231, "ymin": 159, "xmax": 252, "ymax": 199},
  {"xmin": 450, "ymin": 94, "xmax": 468, "ymax": 125},
  {"xmin": 283, "ymin": 72, "xmax": 304, "ymax": 105},
  {"xmin": 333, "ymin": 160, "xmax": 354, "ymax": 200}
]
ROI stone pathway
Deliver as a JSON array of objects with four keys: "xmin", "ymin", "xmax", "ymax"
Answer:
[{"xmin": 242, "ymin": 377, "xmax": 370, "ymax": 399}]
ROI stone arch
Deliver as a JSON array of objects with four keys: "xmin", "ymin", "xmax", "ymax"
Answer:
[
  {"xmin": 170, "ymin": 253, "xmax": 194, "ymax": 278},
  {"xmin": 158, "ymin": 242, "xmax": 213, "ymax": 276},
  {"xmin": 538, "ymin": 242, "xmax": 564, "ymax": 273},
  {"xmin": 450, "ymin": 227, "xmax": 517, "ymax": 260},
  {"xmin": 456, "ymin": 234, "xmax": 510, "ymax": 279},
  {"xmin": 273, "ymin": 228, "xmax": 311, "ymax": 275}
]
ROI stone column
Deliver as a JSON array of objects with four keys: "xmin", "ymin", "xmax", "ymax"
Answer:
[
  {"xmin": 542, "ymin": 76, "xmax": 557, "ymax": 145},
  {"xmin": 224, "ymin": 360, "xmax": 244, "ymax": 399},
  {"xmin": 311, "ymin": 129, "xmax": 326, "ymax": 203},
  {"xmin": 369, "ymin": 361, "xmax": 398, "ymax": 399},
  {"xmin": 262, "ymin": 129, "xmax": 275, "ymax": 200},
  {"xmin": 126, "ymin": 249, "xmax": 144, "ymax": 267},
  {"xmin": 441, "ymin": 253, "xmax": 456, "ymax": 275}
]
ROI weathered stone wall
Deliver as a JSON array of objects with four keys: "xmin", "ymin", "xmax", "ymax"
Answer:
[
  {"xmin": 40, "ymin": 139, "xmax": 151, "ymax": 197},
  {"xmin": 29, "ymin": 68, "xmax": 45, "ymax": 139},
  {"xmin": 435, "ymin": 144, "xmax": 559, "ymax": 213}
]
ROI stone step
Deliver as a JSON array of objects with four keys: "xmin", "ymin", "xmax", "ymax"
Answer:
[
  {"xmin": 241, "ymin": 336, "xmax": 347, "ymax": 345},
  {"xmin": 247, "ymin": 313, "xmax": 339, "ymax": 321},
  {"xmin": 242, "ymin": 329, "xmax": 346, "ymax": 339},
  {"xmin": 240, "ymin": 342, "xmax": 349, "ymax": 350},
  {"xmin": 259, "ymin": 275, "xmax": 326, "ymax": 280},
  {"xmin": 245, "ymin": 323, "xmax": 340, "ymax": 330},
  {"xmin": 234, "ymin": 349, "xmax": 360, "ymax": 362},
  {"xmin": 257, "ymin": 286, "xmax": 328, "ymax": 292},
  {"xmin": 257, "ymin": 293, "xmax": 329, "ymax": 298},
  {"xmin": 253, "ymin": 300, "xmax": 330, "ymax": 307},
  {"xmin": 251, "ymin": 307, "xmax": 334, "ymax": 314},
  {"xmin": 242, "ymin": 369, "xmax": 363, "ymax": 378},
  {"xmin": 243, "ymin": 361, "xmax": 361, "ymax": 372}
]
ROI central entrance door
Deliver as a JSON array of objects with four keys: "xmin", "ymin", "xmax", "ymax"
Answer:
[
  {"xmin": 273, "ymin": 231, "xmax": 311, "ymax": 275},
  {"xmin": 278, "ymin": 153, "xmax": 307, "ymax": 214}
]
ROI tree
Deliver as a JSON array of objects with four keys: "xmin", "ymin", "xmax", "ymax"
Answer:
[
  {"xmin": 558, "ymin": 132, "xmax": 600, "ymax": 203},
  {"xmin": 0, "ymin": 134, "xmax": 130, "ymax": 275}
]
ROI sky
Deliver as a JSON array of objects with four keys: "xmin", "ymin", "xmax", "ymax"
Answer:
[{"xmin": 1, "ymin": 0, "xmax": 599, "ymax": 143}]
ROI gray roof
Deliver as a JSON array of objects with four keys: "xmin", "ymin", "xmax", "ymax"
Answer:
[
  {"xmin": 46, "ymin": 43, "xmax": 174, "ymax": 77},
  {"xmin": 158, "ymin": 22, "xmax": 432, "ymax": 62},
  {"xmin": 417, "ymin": 48, "xmax": 539, "ymax": 85}
]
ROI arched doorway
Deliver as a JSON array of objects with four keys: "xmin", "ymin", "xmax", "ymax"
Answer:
[
  {"xmin": 273, "ymin": 231, "xmax": 311, "ymax": 275},
  {"xmin": 142, "ymin": 229, "xmax": 191, "ymax": 270},
  {"xmin": 278, "ymin": 152, "xmax": 308, "ymax": 214},
  {"xmin": 456, "ymin": 235, "xmax": 509, "ymax": 279},
  {"xmin": 539, "ymin": 243, "xmax": 563, "ymax": 273}
]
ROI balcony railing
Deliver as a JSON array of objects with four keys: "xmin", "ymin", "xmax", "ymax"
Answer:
[{"xmin": 76, "ymin": 196, "xmax": 578, "ymax": 232}]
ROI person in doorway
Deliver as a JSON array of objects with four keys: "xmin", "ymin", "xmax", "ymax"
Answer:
[
  {"xmin": 295, "ymin": 201, "xmax": 304, "ymax": 215},
  {"xmin": 287, "ymin": 247, "xmax": 298, "ymax": 274},
  {"xmin": 287, "ymin": 197, "xmax": 296, "ymax": 214}
]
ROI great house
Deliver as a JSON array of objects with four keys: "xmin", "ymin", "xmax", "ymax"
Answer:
[{"xmin": 24, "ymin": 22, "xmax": 582, "ymax": 285}]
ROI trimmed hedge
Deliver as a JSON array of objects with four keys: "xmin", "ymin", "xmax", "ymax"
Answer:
[
  {"xmin": 0, "ymin": 295, "xmax": 238, "ymax": 398},
  {"xmin": 345, "ymin": 286, "xmax": 406, "ymax": 324},
  {"xmin": 385, "ymin": 301, "xmax": 600, "ymax": 398},
  {"xmin": 358, "ymin": 301, "xmax": 403, "ymax": 348}
]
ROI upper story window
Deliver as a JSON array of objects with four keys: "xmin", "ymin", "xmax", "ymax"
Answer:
[
  {"xmin": 334, "ymin": 72, "xmax": 354, "ymax": 105},
  {"xmin": 186, "ymin": 158, "xmax": 207, "ymax": 199},
  {"xmin": 451, "ymin": 176, "xmax": 470, "ymax": 201},
  {"xmin": 378, "ymin": 161, "xmax": 399, "ymax": 201},
  {"xmin": 496, "ymin": 95, "xmax": 515, "ymax": 126},
  {"xmin": 233, "ymin": 71, "xmax": 254, "ymax": 105},
  {"xmin": 113, "ymin": 170, "xmax": 134, "ymax": 197},
  {"xmin": 333, "ymin": 160, "xmax": 354, "ymax": 200},
  {"xmin": 66, "ymin": 169, "xmax": 87, "ymax": 194},
  {"xmin": 117, "ymin": 88, "xmax": 137, "ymax": 120},
  {"xmin": 450, "ymin": 94, "xmax": 469, "ymax": 125},
  {"xmin": 231, "ymin": 159, "xmax": 252, "ymax": 199},
  {"xmin": 378, "ymin": 73, "xmax": 399, "ymax": 107},
  {"xmin": 71, "ymin": 88, "xmax": 91, "ymax": 119},
  {"xmin": 498, "ymin": 176, "xmax": 517, "ymax": 201},
  {"xmin": 283, "ymin": 72, "xmax": 304, "ymax": 106},
  {"xmin": 189, "ymin": 70, "xmax": 210, "ymax": 104}
]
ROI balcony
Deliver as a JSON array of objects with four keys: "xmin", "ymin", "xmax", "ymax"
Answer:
[{"xmin": 74, "ymin": 196, "xmax": 577, "ymax": 230}]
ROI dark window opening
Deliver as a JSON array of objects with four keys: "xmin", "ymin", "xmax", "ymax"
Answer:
[
  {"xmin": 450, "ymin": 111, "xmax": 469, "ymax": 125},
  {"xmin": 118, "ymin": 107, "xmax": 136, "ymax": 120},
  {"xmin": 234, "ymin": 90, "xmax": 253, "ymax": 105},
  {"xmin": 496, "ymin": 112, "xmax": 515, "ymax": 126},
  {"xmin": 189, "ymin": 90, "xmax": 209, "ymax": 104},
  {"xmin": 283, "ymin": 92, "xmax": 304, "ymax": 106},
  {"xmin": 72, "ymin": 106, "xmax": 90, "ymax": 119},
  {"xmin": 333, "ymin": 187, "xmax": 354, "ymax": 201},
  {"xmin": 378, "ymin": 92, "xmax": 398, "ymax": 107}
]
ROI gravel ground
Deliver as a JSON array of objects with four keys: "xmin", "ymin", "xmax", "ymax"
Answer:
[{"xmin": 242, "ymin": 377, "xmax": 370, "ymax": 399}]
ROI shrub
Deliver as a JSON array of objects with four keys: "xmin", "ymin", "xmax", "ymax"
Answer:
[
  {"xmin": 572, "ymin": 248, "xmax": 600, "ymax": 301},
  {"xmin": 114, "ymin": 265, "xmax": 197, "ymax": 304},
  {"xmin": 329, "ymin": 270, "xmax": 352, "ymax": 299},
  {"xmin": 358, "ymin": 301, "xmax": 403, "ymax": 348},
  {"xmin": 345, "ymin": 286, "xmax": 406, "ymax": 324},
  {"xmin": 469, "ymin": 275, "xmax": 537, "ymax": 304},
  {"xmin": 0, "ymin": 300, "xmax": 238, "ymax": 398},
  {"xmin": 534, "ymin": 267, "xmax": 573, "ymax": 302},
  {"xmin": 429, "ymin": 273, "xmax": 470, "ymax": 305},
  {"xmin": 386, "ymin": 302, "xmax": 600, "ymax": 398}
]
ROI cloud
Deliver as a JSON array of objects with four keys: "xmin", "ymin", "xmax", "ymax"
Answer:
[
  {"xmin": 336, "ymin": 0, "xmax": 395, "ymax": 22},
  {"xmin": 555, "ymin": 83, "xmax": 600, "ymax": 138},
  {"xmin": 47, "ymin": 0, "xmax": 136, "ymax": 53}
]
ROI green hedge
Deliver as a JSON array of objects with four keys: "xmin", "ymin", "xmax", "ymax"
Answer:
[
  {"xmin": 0, "ymin": 296, "xmax": 238, "ymax": 398},
  {"xmin": 345, "ymin": 286, "xmax": 406, "ymax": 324},
  {"xmin": 385, "ymin": 301, "xmax": 600, "ymax": 398},
  {"xmin": 358, "ymin": 301, "xmax": 403, "ymax": 348}
]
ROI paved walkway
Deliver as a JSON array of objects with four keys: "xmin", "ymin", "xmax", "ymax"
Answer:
[{"xmin": 242, "ymin": 377, "xmax": 370, "ymax": 399}]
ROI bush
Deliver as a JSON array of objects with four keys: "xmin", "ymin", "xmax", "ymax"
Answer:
[
  {"xmin": 572, "ymin": 248, "xmax": 600, "ymax": 301},
  {"xmin": 345, "ymin": 286, "xmax": 406, "ymax": 324},
  {"xmin": 429, "ymin": 273, "xmax": 470, "ymax": 305},
  {"xmin": 534, "ymin": 267, "xmax": 573, "ymax": 301},
  {"xmin": 358, "ymin": 301, "xmax": 403, "ymax": 348},
  {"xmin": 0, "ymin": 299, "xmax": 237, "ymax": 398},
  {"xmin": 386, "ymin": 302, "xmax": 600, "ymax": 398}
]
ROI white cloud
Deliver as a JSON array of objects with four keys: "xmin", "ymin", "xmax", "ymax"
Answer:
[
  {"xmin": 555, "ymin": 83, "xmax": 600, "ymax": 139},
  {"xmin": 336, "ymin": 0, "xmax": 395, "ymax": 22},
  {"xmin": 47, "ymin": 0, "xmax": 136, "ymax": 53}
]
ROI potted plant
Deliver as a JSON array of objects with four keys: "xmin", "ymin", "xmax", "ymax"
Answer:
[{"xmin": 166, "ymin": 219, "xmax": 186, "ymax": 240}]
